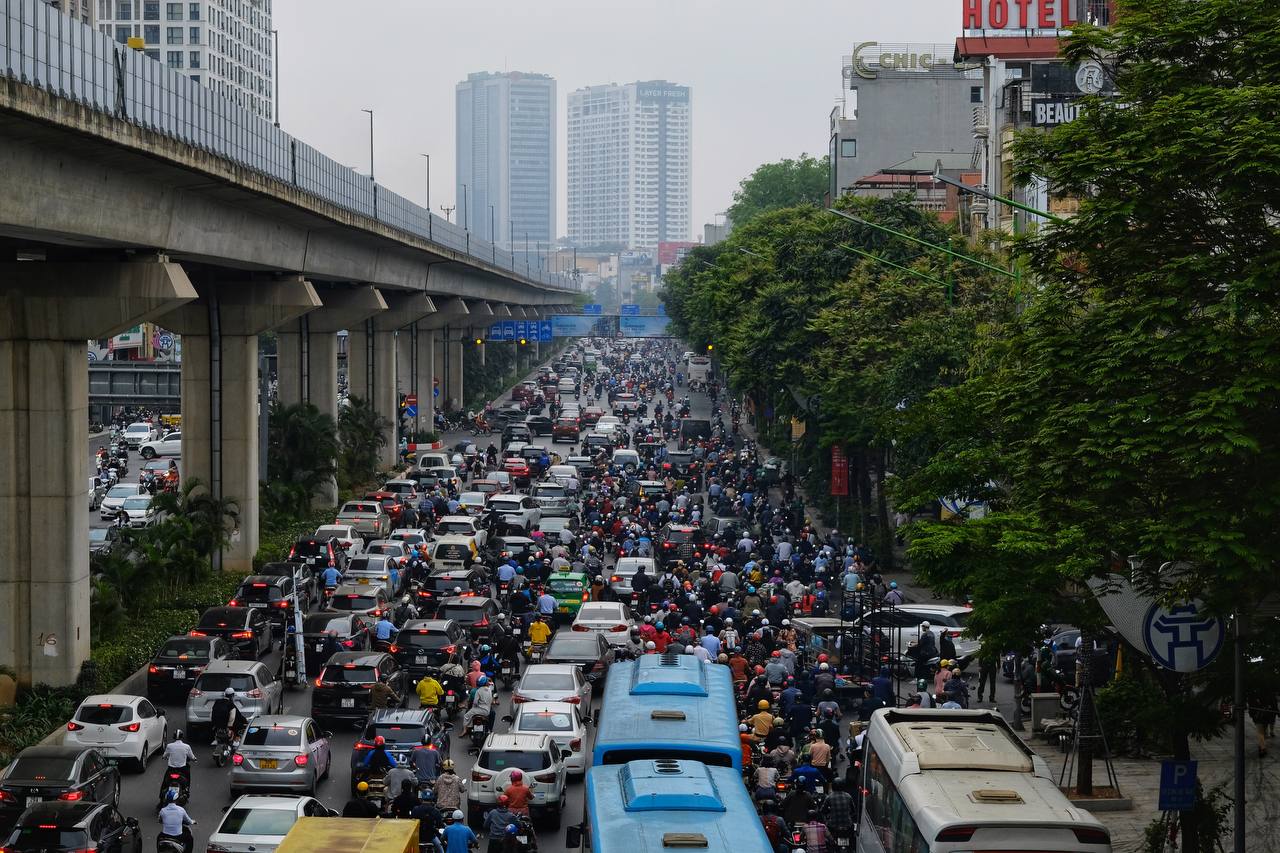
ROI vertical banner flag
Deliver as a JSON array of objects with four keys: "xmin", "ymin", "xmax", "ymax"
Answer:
[{"xmin": 830, "ymin": 444, "xmax": 849, "ymax": 496}]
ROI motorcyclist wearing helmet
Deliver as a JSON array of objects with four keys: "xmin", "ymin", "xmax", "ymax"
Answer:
[
  {"xmin": 393, "ymin": 595, "xmax": 418, "ymax": 626},
  {"xmin": 209, "ymin": 687, "xmax": 242, "ymax": 746},
  {"xmin": 162, "ymin": 729, "xmax": 197, "ymax": 786},
  {"xmin": 484, "ymin": 795, "xmax": 520, "ymax": 853},
  {"xmin": 411, "ymin": 787, "xmax": 446, "ymax": 853},
  {"xmin": 359, "ymin": 734, "xmax": 400, "ymax": 777},
  {"xmin": 502, "ymin": 769, "xmax": 534, "ymax": 817},
  {"xmin": 443, "ymin": 809, "xmax": 478, "ymax": 853},
  {"xmin": 342, "ymin": 780, "xmax": 382, "ymax": 817},
  {"xmin": 157, "ymin": 789, "xmax": 196, "ymax": 853},
  {"xmin": 466, "ymin": 675, "xmax": 496, "ymax": 734},
  {"xmin": 750, "ymin": 699, "xmax": 775, "ymax": 738}
]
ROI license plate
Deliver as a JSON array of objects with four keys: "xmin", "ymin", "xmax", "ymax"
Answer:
[
  {"xmin": 836, "ymin": 839, "xmax": 850, "ymax": 848},
  {"xmin": 358, "ymin": 577, "xmax": 370, "ymax": 585},
  {"xmin": 559, "ymin": 606, "xmax": 569, "ymax": 613},
  {"xmin": 258, "ymin": 759, "xmax": 278, "ymax": 769},
  {"xmin": 314, "ymin": 644, "xmax": 325, "ymax": 652},
  {"xmin": 416, "ymin": 656, "xmax": 429, "ymax": 664},
  {"xmin": 446, "ymin": 695, "xmax": 457, "ymax": 704},
  {"xmin": 173, "ymin": 669, "xmax": 185, "ymax": 679},
  {"xmin": 25, "ymin": 796, "xmax": 40, "ymax": 807},
  {"xmin": 246, "ymin": 602, "xmax": 267, "ymax": 608},
  {"xmin": 517, "ymin": 836, "xmax": 528, "ymax": 845},
  {"xmin": 341, "ymin": 698, "xmax": 355, "ymax": 708},
  {"xmin": 534, "ymin": 791, "xmax": 545, "ymax": 801},
  {"xmin": 501, "ymin": 666, "xmax": 512, "ymax": 675},
  {"xmin": 474, "ymin": 723, "xmax": 485, "ymax": 733}
]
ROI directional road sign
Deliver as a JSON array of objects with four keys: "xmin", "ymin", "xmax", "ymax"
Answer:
[
  {"xmin": 620, "ymin": 303, "xmax": 640, "ymax": 315},
  {"xmin": 582, "ymin": 304, "xmax": 603, "ymax": 315}
]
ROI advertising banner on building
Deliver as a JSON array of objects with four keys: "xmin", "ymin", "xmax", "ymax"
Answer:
[{"xmin": 830, "ymin": 444, "xmax": 849, "ymax": 496}]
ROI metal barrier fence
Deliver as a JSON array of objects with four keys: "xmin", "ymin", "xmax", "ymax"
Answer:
[{"xmin": 0, "ymin": 0, "xmax": 578, "ymax": 292}]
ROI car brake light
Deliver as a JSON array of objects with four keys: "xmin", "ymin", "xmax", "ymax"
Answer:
[
  {"xmin": 610, "ymin": 624, "xmax": 627, "ymax": 633},
  {"xmin": 227, "ymin": 599, "xmax": 239, "ymax": 606},
  {"xmin": 571, "ymin": 624, "xmax": 588, "ymax": 632},
  {"xmin": 610, "ymin": 575, "xmax": 620, "ymax": 582},
  {"xmin": 471, "ymin": 770, "xmax": 492, "ymax": 782},
  {"xmin": 58, "ymin": 790, "xmax": 84, "ymax": 801},
  {"xmin": 564, "ymin": 695, "xmax": 581, "ymax": 704},
  {"xmin": 389, "ymin": 645, "xmax": 399, "ymax": 653},
  {"xmin": 231, "ymin": 631, "xmax": 253, "ymax": 639},
  {"xmin": 231, "ymin": 753, "xmax": 244, "ymax": 766},
  {"xmin": 569, "ymin": 738, "xmax": 582, "ymax": 751},
  {"xmin": 934, "ymin": 827, "xmax": 975, "ymax": 843},
  {"xmin": 342, "ymin": 640, "xmax": 355, "ymax": 648},
  {"xmin": 247, "ymin": 688, "xmax": 263, "ymax": 698},
  {"xmin": 188, "ymin": 631, "xmax": 207, "ymax": 637},
  {"xmin": 294, "ymin": 754, "xmax": 309, "ymax": 766},
  {"xmin": 120, "ymin": 722, "xmax": 140, "ymax": 732},
  {"xmin": 188, "ymin": 687, "xmax": 201, "ymax": 698},
  {"xmin": 148, "ymin": 665, "xmax": 159, "ymax": 674},
  {"xmin": 533, "ymin": 771, "xmax": 557, "ymax": 783},
  {"xmin": 1073, "ymin": 828, "xmax": 1111, "ymax": 845},
  {"xmin": 442, "ymin": 645, "xmax": 457, "ymax": 655},
  {"xmin": 66, "ymin": 721, "xmax": 84, "ymax": 732},
  {"xmin": 276, "ymin": 600, "xmax": 289, "ymax": 609},
  {"xmin": 0, "ymin": 791, "xmax": 15, "ymax": 804},
  {"xmin": 315, "ymin": 677, "xmax": 324, "ymax": 687}
]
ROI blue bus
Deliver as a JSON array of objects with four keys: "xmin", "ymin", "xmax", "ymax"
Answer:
[
  {"xmin": 570, "ymin": 759, "xmax": 772, "ymax": 853},
  {"xmin": 593, "ymin": 653, "xmax": 741, "ymax": 769}
]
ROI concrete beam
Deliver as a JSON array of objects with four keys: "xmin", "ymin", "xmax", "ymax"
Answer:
[
  {"xmin": 494, "ymin": 304, "xmax": 513, "ymax": 318},
  {"xmin": 419, "ymin": 297, "xmax": 469, "ymax": 331},
  {"xmin": 373, "ymin": 291, "xmax": 437, "ymax": 332},
  {"xmin": 0, "ymin": 259, "xmax": 197, "ymax": 687}
]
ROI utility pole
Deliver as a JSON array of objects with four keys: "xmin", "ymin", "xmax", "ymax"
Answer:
[
  {"xmin": 421, "ymin": 154, "xmax": 431, "ymax": 239},
  {"xmin": 360, "ymin": 109, "xmax": 375, "ymax": 181},
  {"xmin": 271, "ymin": 30, "xmax": 279, "ymax": 127},
  {"xmin": 462, "ymin": 183, "xmax": 469, "ymax": 232},
  {"xmin": 440, "ymin": 204, "xmax": 455, "ymax": 224}
]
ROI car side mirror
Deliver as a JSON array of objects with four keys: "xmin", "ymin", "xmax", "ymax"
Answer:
[
  {"xmin": 566, "ymin": 825, "xmax": 583, "ymax": 849},
  {"xmin": 156, "ymin": 708, "xmax": 166, "ymax": 716},
  {"xmin": 323, "ymin": 731, "xmax": 334, "ymax": 739}
]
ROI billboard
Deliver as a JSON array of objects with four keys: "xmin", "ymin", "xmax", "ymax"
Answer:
[
  {"xmin": 962, "ymin": 0, "xmax": 1081, "ymax": 31},
  {"xmin": 658, "ymin": 241, "xmax": 699, "ymax": 266}
]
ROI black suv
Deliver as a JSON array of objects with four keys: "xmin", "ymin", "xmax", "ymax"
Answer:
[
  {"xmin": 434, "ymin": 596, "xmax": 502, "ymax": 641},
  {"xmin": 300, "ymin": 611, "xmax": 374, "ymax": 677},
  {"xmin": 310, "ymin": 651, "xmax": 406, "ymax": 728},
  {"xmin": 414, "ymin": 568, "xmax": 489, "ymax": 615},
  {"xmin": 391, "ymin": 619, "xmax": 470, "ymax": 677},
  {"xmin": 229, "ymin": 574, "xmax": 308, "ymax": 632},
  {"xmin": 190, "ymin": 606, "xmax": 272, "ymax": 659},
  {"xmin": 1, "ymin": 802, "xmax": 141, "ymax": 853},
  {"xmin": 147, "ymin": 634, "xmax": 234, "ymax": 702},
  {"xmin": 0, "ymin": 747, "xmax": 121, "ymax": 834},
  {"xmin": 350, "ymin": 708, "xmax": 452, "ymax": 795},
  {"xmin": 288, "ymin": 536, "xmax": 346, "ymax": 571},
  {"xmin": 658, "ymin": 523, "xmax": 706, "ymax": 566}
]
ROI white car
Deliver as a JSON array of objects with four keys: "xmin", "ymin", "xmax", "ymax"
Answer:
[
  {"xmin": 314, "ymin": 525, "xmax": 365, "ymax": 557},
  {"xmin": 122, "ymin": 421, "xmax": 160, "ymax": 449},
  {"xmin": 897, "ymin": 603, "xmax": 982, "ymax": 667},
  {"xmin": 570, "ymin": 602, "xmax": 637, "ymax": 648},
  {"xmin": 468, "ymin": 733, "xmax": 569, "ymax": 827},
  {"xmin": 388, "ymin": 528, "xmax": 430, "ymax": 549},
  {"xmin": 545, "ymin": 466, "xmax": 580, "ymax": 493},
  {"xmin": 608, "ymin": 558, "xmax": 657, "ymax": 600},
  {"xmin": 610, "ymin": 449, "xmax": 641, "ymax": 473},
  {"xmin": 98, "ymin": 482, "xmax": 146, "ymax": 519},
  {"xmin": 139, "ymin": 431, "xmax": 182, "ymax": 459},
  {"xmin": 512, "ymin": 664, "xmax": 592, "ymax": 708},
  {"xmin": 432, "ymin": 515, "xmax": 488, "ymax": 551},
  {"xmin": 505, "ymin": 701, "xmax": 589, "ymax": 777},
  {"xmin": 488, "ymin": 495, "xmax": 542, "ymax": 530},
  {"xmin": 64, "ymin": 694, "xmax": 167, "ymax": 771},
  {"xmin": 365, "ymin": 539, "xmax": 410, "ymax": 567},
  {"xmin": 207, "ymin": 794, "xmax": 336, "ymax": 853},
  {"xmin": 120, "ymin": 495, "xmax": 159, "ymax": 528},
  {"xmin": 186, "ymin": 660, "xmax": 284, "ymax": 737},
  {"xmin": 456, "ymin": 492, "xmax": 489, "ymax": 516}
]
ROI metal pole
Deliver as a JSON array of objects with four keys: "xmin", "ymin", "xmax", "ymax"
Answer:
[
  {"xmin": 361, "ymin": 109, "xmax": 375, "ymax": 181},
  {"xmin": 490, "ymin": 205, "xmax": 496, "ymax": 261},
  {"xmin": 258, "ymin": 351, "xmax": 269, "ymax": 483},
  {"xmin": 271, "ymin": 30, "xmax": 279, "ymax": 127},
  {"xmin": 421, "ymin": 154, "xmax": 431, "ymax": 239},
  {"xmin": 463, "ymin": 184, "xmax": 469, "ymax": 232},
  {"xmin": 1234, "ymin": 611, "xmax": 1246, "ymax": 853}
]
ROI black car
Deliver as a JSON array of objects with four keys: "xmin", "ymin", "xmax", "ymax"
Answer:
[
  {"xmin": 311, "ymin": 651, "xmax": 407, "ymax": 728},
  {"xmin": 0, "ymin": 747, "xmax": 120, "ymax": 834},
  {"xmin": 414, "ymin": 568, "xmax": 489, "ymax": 614},
  {"xmin": 523, "ymin": 416, "xmax": 554, "ymax": 437},
  {"xmin": 301, "ymin": 611, "xmax": 374, "ymax": 677},
  {"xmin": 488, "ymin": 536, "xmax": 543, "ymax": 565},
  {"xmin": 351, "ymin": 708, "xmax": 451, "ymax": 786},
  {"xmin": 147, "ymin": 634, "xmax": 234, "ymax": 701},
  {"xmin": 190, "ymin": 606, "xmax": 272, "ymax": 659},
  {"xmin": 228, "ymin": 574, "xmax": 308, "ymax": 632},
  {"xmin": 1, "ymin": 802, "xmax": 141, "ymax": 853},
  {"xmin": 434, "ymin": 596, "xmax": 502, "ymax": 640},
  {"xmin": 663, "ymin": 450, "xmax": 697, "ymax": 476},
  {"xmin": 391, "ymin": 619, "xmax": 470, "ymax": 677},
  {"xmin": 288, "ymin": 536, "xmax": 346, "ymax": 572},
  {"xmin": 259, "ymin": 561, "xmax": 317, "ymax": 608},
  {"xmin": 657, "ymin": 523, "xmax": 707, "ymax": 566},
  {"xmin": 545, "ymin": 632, "xmax": 615, "ymax": 684}
]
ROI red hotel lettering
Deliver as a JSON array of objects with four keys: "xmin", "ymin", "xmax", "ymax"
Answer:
[
  {"xmin": 1039, "ymin": 0, "xmax": 1056, "ymax": 28},
  {"xmin": 963, "ymin": 0, "xmax": 983, "ymax": 27},
  {"xmin": 1013, "ymin": 0, "xmax": 1033, "ymax": 26},
  {"xmin": 1062, "ymin": 0, "xmax": 1078, "ymax": 26},
  {"xmin": 989, "ymin": 0, "xmax": 1009, "ymax": 28}
]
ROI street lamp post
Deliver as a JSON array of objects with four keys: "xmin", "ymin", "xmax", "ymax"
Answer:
[
  {"xmin": 271, "ymin": 30, "xmax": 279, "ymax": 127},
  {"xmin": 931, "ymin": 170, "xmax": 1063, "ymax": 223},
  {"xmin": 440, "ymin": 204, "xmax": 455, "ymax": 224},
  {"xmin": 462, "ymin": 183, "xmax": 469, "ymax": 233},
  {"xmin": 360, "ymin": 109, "xmax": 375, "ymax": 181},
  {"xmin": 490, "ymin": 205, "xmax": 496, "ymax": 262}
]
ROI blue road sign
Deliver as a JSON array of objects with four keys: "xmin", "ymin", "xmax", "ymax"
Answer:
[
  {"xmin": 582, "ymin": 304, "xmax": 603, "ymax": 315},
  {"xmin": 433, "ymin": 387, "xmax": 440, "ymax": 398},
  {"xmin": 488, "ymin": 323, "xmax": 503, "ymax": 340},
  {"xmin": 1143, "ymin": 600, "xmax": 1224, "ymax": 673},
  {"xmin": 619, "ymin": 315, "xmax": 673, "ymax": 338},
  {"xmin": 516, "ymin": 320, "xmax": 531, "ymax": 340},
  {"xmin": 500, "ymin": 320, "xmax": 517, "ymax": 341},
  {"xmin": 539, "ymin": 320, "xmax": 553, "ymax": 342},
  {"xmin": 620, "ymin": 303, "xmax": 640, "ymax": 315},
  {"xmin": 1159, "ymin": 760, "xmax": 1197, "ymax": 811},
  {"xmin": 657, "ymin": 303, "xmax": 667, "ymax": 315},
  {"xmin": 404, "ymin": 404, "xmax": 418, "ymax": 418}
]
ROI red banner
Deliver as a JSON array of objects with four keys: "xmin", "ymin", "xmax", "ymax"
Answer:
[{"xmin": 830, "ymin": 444, "xmax": 849, "ymax": 496}]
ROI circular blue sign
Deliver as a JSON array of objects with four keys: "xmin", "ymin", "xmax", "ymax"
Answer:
[{"xmin": 1141, "ymin": 600, "xmax": 1224, "ymax": 673}]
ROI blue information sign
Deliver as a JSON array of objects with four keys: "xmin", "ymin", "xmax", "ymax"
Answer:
[
  {"xmin": 620, "ymin": 303, "xmax": 640, "ymax": 315},
  {"xmin": 619, "ymin": 315, "xmax": 673, "ymax": 338},
  {"xmin": 657, "ymin": 304, "xmax": 667, "ymax": 315},
  {"xmin": 1159, "ymin": 760, "xmax": 1197, "ymax": 811},
  {"xmin": 539, "ymin": 320, "xmax": 553, "ymax": 342},
  {"xmin": 514, "ymin": 320, "xmax": 529, "ymax": 340},
  {"xmin": 404, "ymin": 404, "xmax": 417, "ymax": 418},
  {"xmin": 500, "ymin": 320, "xmax": 517, "ymax": 341},
  {"xmin": 582, "ymin": 304, "xmax": 603, "ymax": 315},
  {"xmin": 488, "ymin": 323, "xmax": 503, "ymax": 341}
]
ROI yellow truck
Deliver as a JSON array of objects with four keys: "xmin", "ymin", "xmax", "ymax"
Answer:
[{"xmin": 274, "ymin": 817, "xmax": 419, "ymax": 853}]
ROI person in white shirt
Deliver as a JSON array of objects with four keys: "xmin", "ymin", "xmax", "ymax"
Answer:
[
  {"xmin": 163, "ymin": 730, "xmax": 197, "ymax": 784},
  {"xmin": 158, "ymin": 790, "xmax": 195, "ymax": 853}
]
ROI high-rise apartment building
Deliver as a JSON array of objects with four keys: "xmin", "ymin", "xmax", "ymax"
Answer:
[
  {"xmin": 567, "ymin": 80, "xmax": 691, "ymax": 251},
  {"xmin": 48, "ymin": 0, "xmax": 95, "ymax": 25},
  {"xmin": 96, "ymin": 0, "xmax": 274, "ymax": 122},
  {"xmin": 455, "ymin": 71, "xmax": 556, "ymax": 249}
]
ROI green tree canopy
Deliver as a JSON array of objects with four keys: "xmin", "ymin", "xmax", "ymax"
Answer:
[{"xmin": 725, "ymin": 154, "xmax": 829, "ymax": 227}]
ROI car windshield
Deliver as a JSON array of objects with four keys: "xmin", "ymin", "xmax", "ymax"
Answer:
[
  {"xmin": 520, "ymin": 672, "xmax": 574, "ymax": 691},
  {"xmin": 159, "ymin": 640, "xmax": 211, "ymax": 660},
  {"xmin": 396, "ymin": 630, "xmax": 454, "ymax": 649},
  {"xmin": 7, "ymin": 828, "xmax": 90, "ymax": 850},
  {"xmin": 122, "ymin": 497, "xmax": 151, "ymax": 510},
  {"xmin": 664, "ymin": 528, "xmax": 694, "ymax": 544},
  {"xmin": 88, "ymin": 529, "xmax": 109, "ymax": 542},
  {"xmin": 76, "ymin": 704, "xmax": 132, "ymax": 724},
  {"xmin": 195, "ymin": 673, "xmax": 256, "ymax": 693},
  {"xmin": 198, "ymin": 611, "xmax": 246, "ymax": 630},
  {"xmin": 320, "ymin": 665, "xmax": 377, "ymax": 684},
  {"xmin": 533, "ymin": 485, "xmax": 566, "ymax": 498},
  {"xmin": 4, "ymin": 757, "xmax": 75, "ymax": 781},
  {"xmin": 125, "ymin": 425, "xmax": 150, "ymax": 434},
  {"xmin": 216, "ymin": 808, "xmax": 299, "ymax": 837},
  {"xmin": 304, "ymin": 615, "xmax": 351, "ymax": 635},
  {"xmin": 105, "ymin": 485, "xmax": 138, "ymax": 498},
  {"xmin": 349, "ymin": 557, "xmax": 388, "ymax": 571},
  {"xmin": 540, "ymin": 519, "xmax": 569, "ymax": 533},
  {"xmin": 479, "ymin": 750, "xmax": 551, "ymax": 772},
  {"xmin": 459, "ymin": 493, "xmax": 486, "ymax": 505},
  {"xmin": 333, "ymin": 594, "xmax": 378, "ymax": 611},
  {"xmin": 517, "ymin": 711, "xmax": 575, "ymax": 733},
  {"xmin": 292, "ymin": 540, "xmax": 327, "ymax": 557},
  {"xmin": 366, "ymin": 723, "xmax": 425, "ymax": 745},
  {"xmin": 473, "ymin": 482, "xmax": 499, "ymax": 494},
  {"xmin": 341, "ymin": 503, "xmax": 379, "ymax": 514},
  {"xmin": 549, "ymin": 637, "xmax": 599, "ymax": 657},
  {"xmin": 578, "ymin": 605, "xmax": 623, "ymax": 620},
  {"xmin": 440, "ymin": 605, "xmax": 485, "ymax": 624},
  {"xmin": 241, "ymin": 725, "xmax": 303, "ymax": 747},
  {"xmin": 437, "ymin": 521, "xmax": 475, "ymax": 535}
]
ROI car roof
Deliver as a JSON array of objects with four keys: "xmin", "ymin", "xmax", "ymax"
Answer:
[
  {"xmin": 324, "ymin": 651, "xmax": 391, "ymax": 666},
  {"xmin": 521, "ymin": 663, "xmax": 577, "ymax": 676},
  {"xmin": 203, "ymin": 658, "xmax": 265, "ymax": 673},
  {"xmin": 514, "ymin": 701, "xmax": 582, "ymax": 720},
  {"xmin": 79, "ymin": 694, "xmax": 144, "ymax": 707},
  {"xmin": 225, "ymin": 794, "xmax": 312, "ymax": 811},
  {"xmin": 240, "ymin": 575, "xmax": 287, "ymax": 585},
  {"xmin": 245, "ymin": 714, "xmax": 312, "ymax": 729},
  {"xmin": 334, "ymin": 583, "xmax": 382, "ymax": 594},
  {"xmin": 438, "ymin": 515, "xmax": 476, "ymax": 524},
  {"xmin": 480, "ymin": 733, "xmax": 552, "ymax": 750},
  {"xmin": 367, "ymin": 708, "xmax": 431, "ymax": 725},
  {"xmin": 898, "ymin": 604, "xmax": 972, "ymax": 617},
  {"xmin": 401, "ymin": 619, "xmax": 458, "ymax": 632},
  {"xmin": 12, "ymin": 744, "xmax": 92, "ymax": 760},
  {"xmin": 16, "ymin": 801, "xmax": 102, "ymax": 826},
  {"xmin": 439, "ymin": 596, "xmax": 495, "ymax": 607}
]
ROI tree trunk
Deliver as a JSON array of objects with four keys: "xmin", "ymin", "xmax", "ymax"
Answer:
[
  {"xmin": 874, "ymin": 447, "xmax": 895, "ymax": 572},
  {"xmin": 854, "ymin": 446, "xmax": 874, "ymax": 545},
  {"xmin": 1075, "ymin": 627, "xmax": 1094, "ymax": 796}
]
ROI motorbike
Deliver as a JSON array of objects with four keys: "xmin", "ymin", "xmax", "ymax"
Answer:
[
  {"xmin": 156, "ymin": 768, "xmax": 190, "ymax": 812},
  {"xmin": 156, "ymin": 834, "xmax": 189, "ymax": 853},
  {"xmin": 498, "ymin": 655, "xmax": 518, "ymax": 690},
  {"xmin": 211, "ymin": 727, "xmax": 235, "ymax": 767}
]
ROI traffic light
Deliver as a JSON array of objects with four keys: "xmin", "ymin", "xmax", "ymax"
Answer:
[
  {"xmin": 706, "ymin": 343, "xmax": 714, "ymax": 352},
  {"xmin": 474, "ymin": 337, "xmax": 483, "ymax": 346},
  {"xmin": 519, "ymin": 338, "xmax": 528, "ymax": 346}
]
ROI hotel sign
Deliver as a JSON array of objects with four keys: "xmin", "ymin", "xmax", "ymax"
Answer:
[{"xmin": 963, "ymin": 0, "xmax": 1079, "ymax": 30}]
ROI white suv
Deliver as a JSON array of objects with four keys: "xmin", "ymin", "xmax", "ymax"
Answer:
[
  {"xmin": 897, "ymin": 603, "xmax": 982, "ymax": 668},
  {"xmin": 468, "ymin": 733, "xmax": 568, "ymax": 828}
]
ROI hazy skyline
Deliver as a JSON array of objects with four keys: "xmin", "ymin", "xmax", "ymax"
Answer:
[{"xmin": 273, "ymin": 0, "xmax": 958, "ymax": 241}]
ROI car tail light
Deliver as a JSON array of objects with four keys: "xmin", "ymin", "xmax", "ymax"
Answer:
[
  {"xmin": 227, "ymin": 599, "xmax": 239, "ymax": 607},
  {"xmin": 231, "ymin": 631, "xmax": 253, "ymax": 639},
  {"xmin": 442, "ymin": 645, "xmax": 457, "ymax": 655},
  {"xmin": 534, "ymin": 772, "xmax": 557, "ymax": 783},
  {"xmin": 610, "ymin": 624, "xmax": 628, "ymax": 633},
  {"xmin": 353, "ymin": 741, "xmax": 372, "ymax": 750},
  {"xmin": 471, "ymin": 769, "xmax": 492, "ymax": 782},
  {"xmin": 564, "ymin": 695, "xmax": 581, "ymax": 704},
  {"xmin": 188, "ymin": 630, "xmax": 207, "ymax": 637},
  {"xmin": 294, "ymin": 754, "xmax": 309, "ymax": 767},
  {"xmin": 58, "ymin": 790, "xmax": 84, "ymax": 801},
  {"xmin": 1073, "ymin": 828, "xmax": 1111, "ymax": 845},
  {"xmin": 389, "ymin": 645, "xmax": 399, "ymax": 654},
  {"xmin": 188, "ymin": 687, "xmax": 201, "ymax": 698},
  {"xmin": 247, "ymin": 688, "xmax": 263, "ymax": 698},
  {"xmin": 569, "ymin": 738, "xmax": 581, "ymax": 751},
  {"xmin": 120, "ymin": 722, "xmax": 140, "ymax": 733},
  {"xmin": 276, "ymin": 601, "xmax": 289, "ymax": 609},
  {"xmin": 934, "ymin": 827, "xmax": 975, "ymax": 843},
  {"xmin": 511, "ymin": 693, "xmax": 528, "ymax": 704},
  {"xmin": 0, "ymin": 790, "xmax": 16, "ymax": 804},
  {"xmin": 610, "ymin": 575, "xmax": 621, "ymax": 582},
  {"xmin": 581, "ymin": 592, "xmax": 589, "ymax": 601},
  {"xmin": 342, "ymin": 640, "xmax": 355, "ymax": 648},
  {"xmin": 315, "ymin": 677, "xmax": 325, "ymax": 687},
  {"xmin": 148, "ymin": 665, "xmax": 159, "ymax": 674},
  {"xmin": 446, "ymin": 689, "xmax": 455, "ymax": 696},
  {"xmin": 231, "ymin": 753, "xmax": 244, "ymax": 766},
  {"xmin": 572, "ymin": 624, "xmax": 589, "ymax": 632},
  {"xmin": 66, "ymin": 721, "xmax": 84, "ymax": 732}
]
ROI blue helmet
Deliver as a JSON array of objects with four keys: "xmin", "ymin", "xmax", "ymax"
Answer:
[
  {"xmin": 478, "ymin": 675, "xmax": 489, "ymax": 686},
  {"xmin": 165, "ymin": 789, "xmax": 180, "ymax": 803},
  {"xmin": 889, "ymin": 581, "xmax": 898, "ymax": 589},
  {"xmin": 506, "ymin": 824, "xmax": 519, "ymax": 835},
  {"xmin": 655, "ymin": 622, "xmax": 665, "ymax": 631},
  {"xmin": 515, "ymin": 565, "xmax": 524, "ymax": 574}
]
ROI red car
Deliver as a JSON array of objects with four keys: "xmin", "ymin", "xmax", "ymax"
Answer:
[
  {"xmin": 502, "ymin": 457, "xmax": 532, "ymax": 486},
  {"xmin": 365, "ymin": 491, "xmax": 406, "ymax": 526}
]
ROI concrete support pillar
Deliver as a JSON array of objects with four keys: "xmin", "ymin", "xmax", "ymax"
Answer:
[
  {"xmin": 449, "ymin": 338, "xmax": 465, "ymax": 413},
  {"xmin": 418, "ymin": 326, "xmax": 437, "ymax": 431},
  {"xmin": 478, "ymin": 342, "xmax": 486, "ymax": 367},
  {"xmin": 164, "ymin": 278, "xmax": 320, "ymax": 572},
  {"xmin": 0, "ymin": 259, "xmax": 196, "ymax": 685}
]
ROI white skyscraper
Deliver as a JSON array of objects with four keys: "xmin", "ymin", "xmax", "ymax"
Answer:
[
  {"xmin": 48, "ymin": 0, "xmax": 95, "ymax": 25},
  {"xmin": 96, "ymin": 0, "xmax": 274, "ymax": 122},
  {"xmin": 567, "ymin": 80, "xmax": 691, "ymax": 251},
  {"xmin": 456, "ymin": 71, "xmax": 557, "ymax": 249}
]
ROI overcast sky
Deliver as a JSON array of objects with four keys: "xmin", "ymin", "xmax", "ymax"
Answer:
[{"xmin": 273, "ymin": 0, "xmax": 957, "ymax": 240}]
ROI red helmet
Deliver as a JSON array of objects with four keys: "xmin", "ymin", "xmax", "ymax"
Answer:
[
  {"xmin": 709, "ymin": 605, "xmax": 719, "ymax": 614},
  {"xmin": 498, "ymin": 794, "xmax": 509, "ymax": 804},
  {"xmin": 817, "ymin": 654, "xmax": 829, "ymax": 663},
  {"xmin": 770, "ymin": 596, "xmax": 778, "ymax": 604},
  {"xmin": 771, "ymin": 650, "xmax": 781, "ymax": 657},
  {"xmin": 754, "ymin": 665, "xmax": 765, "ymax": 675},
  {"xmin": 510, "ymin": 769, "xmax": 523, "ymax": 781},
  {"xmin": 374, "ymin": 736, "xmax": 385, "ymax": 746}
]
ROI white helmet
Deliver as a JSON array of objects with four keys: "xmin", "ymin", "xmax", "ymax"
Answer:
[
  {"xmin": 920, "ymin": 621, "xmax": 931, "ymax": 631},
  {"xmin": 724, "ymin": 617, "xmax": 733, "ymax": 625}
]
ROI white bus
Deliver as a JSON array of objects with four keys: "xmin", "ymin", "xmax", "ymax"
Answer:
[
  {"xmin": 858, "ymin": 709, "xmax": 1111, "ymax": 853},
  {"xmin": 687, "ymin": 355, "xmax": 711, "ymax": 383}
]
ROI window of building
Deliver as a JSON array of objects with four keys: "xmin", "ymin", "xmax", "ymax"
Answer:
[
  {"xmin": 189, "ymin": 50, "xmax": 201, "ymax": 67},
  {"xmin": 188, "ymin": 1, "xmax": 199, "ymax": 19},
  {"xmin": 143, "ymin": 24, "xmax": 159, "ymax": 42},
  {"xmin": 143, "ymin": 1, "xmax": 159, "ymax": 19},
  {"xmin": 840, "ymin": 139, "xmax": 857, "ymax": 158},
  {"xmin": 114, "ymin": 24, "xmax": 130, "ymax": 43},
  {"xmin": 166, "ymin": 26, "xmax": 182, "ymax": 43},
  {"xmin": 189, "ymin": 74, "xmax": 201, "ymax": 84},
  {"xmin": 116, "ymin": 1, "xmax": 132, "ymax": 19},
  {"xmin": 145, "ymin": 48, "xmax": 160, "ymax": 60},
  {"xmin": 971, "ymin": 85, "xmax": 983, "ymax": 103},
  {"xmin": 189, "ymin": 26, "xmax": 200, "ymax": 43},
  {"xmin": 166, "ymin": 50, "xmax": 183, "ymax": 67},
  {"xmin": 166, "ymin": 2, "xmax": 182, "ymax": 19}
]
